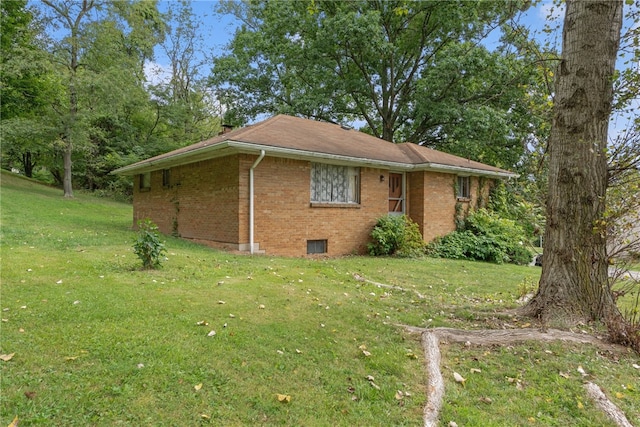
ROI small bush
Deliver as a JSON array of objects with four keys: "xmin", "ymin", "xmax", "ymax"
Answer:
[
  {"xmin": 133, "ymin": 219, "xmax": 167, "ymax": 269},
  {"xmin": 368, "ymin": 215, "xmax": 426, "ymax": 258},
  {"xmin": 427, "ymin": 209, "xmax": 532, "ymax": 265}
]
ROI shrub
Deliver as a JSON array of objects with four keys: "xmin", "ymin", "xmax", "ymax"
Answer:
[
  {"xmin": 427, "ymin": 209, "xmax": 532, "ymax": 265},
  {"xmin": 368, "ymin": 214, "xmax": 426, "ymax": 258},
  {"xmin": 133, "ymin": 219, "xmax": 167, "ymax": 269}
]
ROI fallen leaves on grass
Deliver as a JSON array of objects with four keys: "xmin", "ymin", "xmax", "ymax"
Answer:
[
  {"xmin": 0, "ymin": 353, "xmax": 15, "ymax": 362},
  {"xmin": 506, "ymin": 377, "xmax": 524, "ymax": 390},
  {"xmin": 194, "ymin": 383, "xmax": 203, "ymax": 391},
  {"xmin": 358, "ymin": 344, "xmax": 371, "ymax": 357},
  {"xmin": 365, "ymin": 375, "xmax": 380, "ymax": 390},
  {"xmin": 395, "ymin": 390, "xmax": 411, "ymax": 400},
  {"xmin": 276, "ymin": 394, "xmax": 291, "ymax": 403},
  {"xmin": 453, "ymin": 372, "xmax": 466, "ymax": 387},
  {"xmin": 8, "ymin": 416, "xmax": 19, "ymax": 427}
]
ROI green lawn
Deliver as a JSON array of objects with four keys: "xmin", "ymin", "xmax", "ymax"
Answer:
[{"xmin": 1, "ymin": 171, "xmax": 638, "ymax": 426}]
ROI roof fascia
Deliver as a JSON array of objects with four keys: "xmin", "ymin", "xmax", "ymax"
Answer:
[
  {"xmin": 113, "ymin": 139, "xmax": 518, "ymax": 180},
  {"xmin": 227, "ymin": 141, "xmax": 412, "ymax": 169},
  {"xmin": 112, "ymin": 142, "xmax": 235, "ymax": 175},
  {"xmin": 413, "ymin": 163, "xmax": 519, "ymax": 179}
]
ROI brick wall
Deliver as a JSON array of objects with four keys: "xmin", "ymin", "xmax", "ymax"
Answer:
[
  {"xmin": 407, "ymin": 171, "xmax": 426, "ymax": 236},
  {"xmin": 132, "ymin": 154, "xmax": 494, "ymax": 256},
  {"xmin": 250, "ymin": 156, "xmax": 388, "ymax": 256},
  {"xmin": 413, "ymin": 172, "xmax": 485, "ymax": 242},
  {"xmin": 133, "ymin": 156, "xmax": 241, "ymax": 244}
]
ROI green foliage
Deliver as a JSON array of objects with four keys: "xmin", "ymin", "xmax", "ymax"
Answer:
[
  {"xmin": 427, "ymin": 209, "xmax": 532, "ymax": 264},
  {"xmin": 488, "ymin": 180, "xmax": 544, "ymax": 241},
  {"xmin": 211, "ymin": 0, "xmax": 537, "ymax": 168},
  {"xmin": 1, "ymin": 1, "xmax": 220, "ymax": 196},
  {"xmin": 133, "ymin": 219, "xmax": 167, "ymax": 269},
  {"xmin": 368, "ymin": 214, "xmax": 425, "ymax": 258},
  {"xmin": 4, "ymin": 173, "xmax": 640, "ymax": 424}
]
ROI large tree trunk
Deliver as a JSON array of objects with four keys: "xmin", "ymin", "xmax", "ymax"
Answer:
[
  {"xmin": 62, "ymin": 142, "xmax": 74, "ymax": 198},
  {"xmin": 22, "ymin": 151, "xmax": 35, "ymax": 178},
  {"xmin": 521, "ymin": 0, "xmax": 623, "ymax": 324}
]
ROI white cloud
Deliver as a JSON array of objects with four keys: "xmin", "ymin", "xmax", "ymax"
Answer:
[{"xmin": 144, "ymin": 61, "xmax": 172, "ymax": 87}]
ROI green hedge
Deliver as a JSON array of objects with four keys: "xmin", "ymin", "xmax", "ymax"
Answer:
[{"xmin": 427, "ymin": 209, "xmax": 532, "ymax": 265}]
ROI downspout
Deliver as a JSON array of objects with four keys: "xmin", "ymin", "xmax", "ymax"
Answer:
[{"xmin": 249, "ymin": 150, "xmax": 265, "ymax": 254}]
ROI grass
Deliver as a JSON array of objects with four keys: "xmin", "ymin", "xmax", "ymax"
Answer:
[{"xmin": 1, "ymin": 170, "xmax": 639, "ymax": 426}]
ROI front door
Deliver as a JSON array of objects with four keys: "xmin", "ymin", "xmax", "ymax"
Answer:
[{"xmin": 388, "ymin": 173, "xmax": 404, "ymax": 214}]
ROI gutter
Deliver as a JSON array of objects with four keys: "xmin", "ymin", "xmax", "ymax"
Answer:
[
  {"xmin": 112, "ymin": 140, "xmax": 518, "ymax": 180},
  {"xmin": 249, "ymin": 150, "xmax": 265, "ymax": 254},
  {"xmin": 228, "ymin": 142, "xmax": 519, "ymax": 179}
]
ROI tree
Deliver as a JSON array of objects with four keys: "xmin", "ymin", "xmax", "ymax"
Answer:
[
  {"xmin": 148, "ymin": 0, "xmax": 221, "ymax": 147},
  {"xmin": 39, "ymin": 0, "xmax": 164, "ymax": 197},
  {"xmin": 521, "ymin": 0, "xmax": 624, "ymax": 324},
  {"xmin": 0, "ymin": 0, "xmax": 58, "ymax": 177},
  {"xmin": 40, "ymin": 0, "xmax": 100, "ymax": 197},
  {"xmin": 210, "ymin": 0, "xmax": 536, "ymax": 168}
]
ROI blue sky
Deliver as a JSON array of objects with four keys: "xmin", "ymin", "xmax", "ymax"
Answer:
[
  {"xmin": 148, "ymin": 0, "xmax": 566, "ymax": 81},
  {"xmin": 147, "ymin": 1, "xmax": 636, "ymax": 134}
]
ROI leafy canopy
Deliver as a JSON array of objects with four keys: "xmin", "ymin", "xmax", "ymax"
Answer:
[{"xmin": 211, "ymin": 0, "xmax": 536, "ymax": 168}]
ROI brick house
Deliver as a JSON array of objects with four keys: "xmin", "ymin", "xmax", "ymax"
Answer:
[{"xmin": 114, "ymin": 114, "xmax": 517, "ymax": 256}]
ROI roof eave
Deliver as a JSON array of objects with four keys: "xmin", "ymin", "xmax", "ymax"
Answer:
[
  {"xmin": 111, "ymin": 141, "xmax": 234, "ymax": 175},
  {"xmin": 415, "ymin": 163, "xmax": 519, "ymax": 179},
  {"xmin": 112, "ymin": 139, "xmax": 518, "ymax": 180}
]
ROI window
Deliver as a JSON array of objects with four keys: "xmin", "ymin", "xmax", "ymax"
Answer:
[
  {"xmin": 162, "ymin": 169, "xmax": 171, "ymax": 187},
  {"xmin": 140, "ymin": 172, "xmax": 151, "ymax": 191},
  {"xmin": 310, "ymin": 163, "xmax": 360, "ymax": 204},
  {"xmin": 307, "ymin": 239, "xmax": 327, "ymax": 254},
  {"xmin": 457, "ymin": 176, "xmax": 471, "ymax": 199}
]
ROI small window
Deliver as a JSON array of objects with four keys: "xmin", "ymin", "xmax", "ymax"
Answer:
[
  {"xmin": 310, "ymin": 163, "xmax": 360, "ymax": 204},
  {"xmin": 162, "ymin": 169, "xmax": 171, "ymax": 187},
  {"xmin": 307, "ymin": 239, "xmax": 327, "ymax": 254},
  {"xmin": 457, "ymin": 176, "xmax": 471, "ymax": 199},
  {"xmin": 140, "ymin": 172, "xmax": 151, "ymax": 190}
]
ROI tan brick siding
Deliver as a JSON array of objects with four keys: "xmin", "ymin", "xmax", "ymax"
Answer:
[
  {"xmin": 250, "ymin": 157, "xmax": 388, "ymax": 256},
  {"xmin": 132, "ymin": 154, "xmax": 493, "ymax": 256},
  {"xmin": 410, "ymin": 172, "xmax": 485, "ymax": 242},
  {"xmin": 133, "ymin": 157, "xmax": 241, "ymax": 244}
]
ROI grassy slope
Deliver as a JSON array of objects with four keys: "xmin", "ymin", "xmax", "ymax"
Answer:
[{"xmin": 1, "ymin": 171, "xmax": 638, "ymax": 426}]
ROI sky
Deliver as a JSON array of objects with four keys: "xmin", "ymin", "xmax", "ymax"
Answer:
[
  {"xmin": 148, "ymin": 0, "xmax": 567, "ymax": 83},
  {"xmin": 146, "ymin": 1, "xmax": 636, "ymax": 134}
]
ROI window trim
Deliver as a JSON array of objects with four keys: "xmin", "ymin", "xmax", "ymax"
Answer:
[
  {"xmin": 162, "ymin": 169, "xmax": 171, "ymax": 188},
  {"xmin": 307, "ymin": 239, "xmax": 328, "ymax": 254},
  {"xmin": 310, "ymin": 163, "xmax": 361, "ymax": 205},
  {"xmin": 139, "ymin": 172, "xmax": 151, "ymax": 191},
  {"xmin": 457, "ymin": 175, "xmax": 471, "ymax": 200}
]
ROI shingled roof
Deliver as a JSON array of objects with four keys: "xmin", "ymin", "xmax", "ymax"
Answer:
[{"xmin": 113, "ymin": 114, "xmax": 517, "ymax": 178}]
